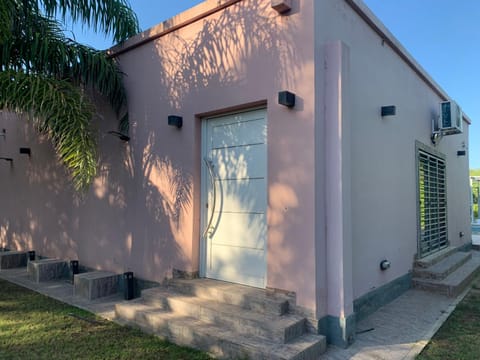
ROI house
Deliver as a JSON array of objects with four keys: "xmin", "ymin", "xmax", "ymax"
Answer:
[{"xmin": 0, "ymin": 0, "xmax": 474, "ymax": 356}]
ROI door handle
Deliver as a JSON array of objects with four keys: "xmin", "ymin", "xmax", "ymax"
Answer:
[{"xmin": 203, "ymin": 157, "xmax": 217, "ymax": 238}]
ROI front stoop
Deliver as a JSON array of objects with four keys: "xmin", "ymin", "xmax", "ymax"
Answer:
[
  {"xmin": 115, "ymin": 279, "xmax": 326, "ymax": 359},
  {"xmin": 413, "ymin": 249, "xmax": 480, "ymax": 297}
]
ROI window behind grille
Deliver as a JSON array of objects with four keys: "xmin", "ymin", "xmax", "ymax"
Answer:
[{"xmin": 418, "ymin": 150, "xmax": 448, "ymax": 258}]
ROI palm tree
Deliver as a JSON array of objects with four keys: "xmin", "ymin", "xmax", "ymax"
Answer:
[{"xmin": 0, "ymin": 0, "xmax": 139, "ymax": 190}]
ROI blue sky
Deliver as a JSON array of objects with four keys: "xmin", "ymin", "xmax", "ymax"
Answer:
[
  {"xmin": 70, "ymin": 0, "xmax": 479, "ymax": 169},
  {"xmin": 363, "ymin": 0, "xmax": 479, "ymax": 170}
]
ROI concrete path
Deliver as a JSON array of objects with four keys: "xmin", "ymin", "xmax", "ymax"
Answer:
[
  {"xmin": 323, "ymin": 289, "xmax": 466, "ymax": 359},
  {"xmin": 0, "ymin": 267, "xmax": 467, "ymax": 360},
  {"xmin": 0, "ymin": 267, "xmax": 123, "ymax": 320}
]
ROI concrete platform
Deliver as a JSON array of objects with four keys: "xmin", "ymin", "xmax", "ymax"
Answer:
[
  {"xmin": 27, "ymin": 258, "xmax": 68, "ymax": 283},
  {"xmin": 74, "ymin": 271, "xmax": 119, "ymax": 300},
  {"xmin": 0, "ymin": 251, "xmax": 27, "ymax": 270},
  {"xmin": 414, "ymin": 246, "xmax": 458, "ymax": 268},
  {"xmin": 0, "ymin": 268, "xmax": 474, "ymax": 360}
]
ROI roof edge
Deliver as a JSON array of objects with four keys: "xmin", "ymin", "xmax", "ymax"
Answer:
[
  {"xmin": 346, "ymin": 0, "xmax": 471, "ymax": 125},
  {"xmin": 107, "ymin": 0, "xmax": 471, "ymax": 125},
  {"xmin": 108, "ymin": 0, "xmax": 242, "ymax": 58}
]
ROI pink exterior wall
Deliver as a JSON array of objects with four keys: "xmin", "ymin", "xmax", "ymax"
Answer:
[
  {"xmin": 0, "ymin": 0, "xmax": 320, "ymax": 311},
  {"xmin": 0, "ymin": 0, "xmax": 472, "ymax": 324},
  {"xmin": 115, "ymin": 0, "xmax": 317, "ymax": 309}
]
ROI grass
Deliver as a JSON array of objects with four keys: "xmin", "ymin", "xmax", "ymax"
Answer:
[
  {"xmin": 417, "ymin": 285, "xmax": 480, "ymax": 360},
  {"xmin": 0, "ymin": 279, "xmax": 211, "ymax": 360}
]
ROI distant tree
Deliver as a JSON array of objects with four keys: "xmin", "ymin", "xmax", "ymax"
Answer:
[
  {"xmin": 0, "ymin": 0, "xmax": 139, "ymax": 190},
  {"xmin": 472, "ymin": 174, "xmax": 480, "ymax": 221}
]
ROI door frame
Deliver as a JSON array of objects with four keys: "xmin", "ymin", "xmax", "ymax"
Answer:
[{"xmin": 199, "ymin": 107, "xmax": 268, "ymax": 284}]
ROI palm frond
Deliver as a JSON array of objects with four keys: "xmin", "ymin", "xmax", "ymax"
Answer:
[
  {"xmin": 41, "ymin": 0, "xmax": 140, "ymax": 42},
  {"xmin": 0, "ymin": 70, "xmax": 96, "ymax": 191},
  {"xmin": 0, "ymin": 0, "xmax": 15, "ymax": 42},
  {"xmin": 0, "ymin": 0, "xmax": 137, "ymax": 190},
  {"xmin": 1, "ymin": 8, "xmax": 127, "ymax": 117}
]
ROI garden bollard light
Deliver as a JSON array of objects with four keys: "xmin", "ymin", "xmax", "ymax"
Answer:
[{"xmin": 124, "ymin": 272, "xmax": 134, "ymax": 300}]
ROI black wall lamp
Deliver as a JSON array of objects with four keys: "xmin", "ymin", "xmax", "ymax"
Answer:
[
  {"xmin": 0, "ymin": 129, "xmax": 5, "ymax": 138},
  {"xmin": 457, "ymin": 150, "xmax": 466, "ymax": 157},
  {"xmin": 19, "ymin": 147, "xmax": 31, "ymax": 156},
  {"xmin": 278, "ymin": 91, "xmax": 295, "ymax": 108},
  {"xmin": 107, "ymin": 131, "xmax": 130, "ymax": 142},
  {"xmin": 168, "ymin": 115, "xmax": 183, "ymax": 129},
  {"xmin": 381, "ymin": 105, "xmax": 396, "ymax": 117},
  {"xmin": 271, "ymin": 0, "xmax": 292, "ymax": 14}
]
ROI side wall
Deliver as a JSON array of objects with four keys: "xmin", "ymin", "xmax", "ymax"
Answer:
[{"xmin": 315, "ymin": 0, "xmax": 471, "ymax": 304}]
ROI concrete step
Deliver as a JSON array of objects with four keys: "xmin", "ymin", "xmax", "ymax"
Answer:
[
  {"xmin": 413, "ymin": 252, "xmax": 480, "ymax": 297},
  {"xmin": 139, "ymin": 288, "xmax": 306, "ymax": 343},
  {"xmin": 115, "ymin": 300, "xmax": 326, "ymax": 360},
  {"xmin": 413, "ymin": 251, "xmax": 472, "ymax": 280},
  {"xmin": 414, "ymin": 246, "xmax": 459, "ymax": 268},
  {"xmin": 166, "ymin": 278, "xmax": 292, "ymax": 316}
]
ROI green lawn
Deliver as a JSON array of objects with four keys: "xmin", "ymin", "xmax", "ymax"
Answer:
[
  {"xmin": 0, "ymin": 279, "xmax": 211, "ymax": 360},
  {"xmin": 417, "ymin": 285, "xmax": 480, "ymax": 360}
]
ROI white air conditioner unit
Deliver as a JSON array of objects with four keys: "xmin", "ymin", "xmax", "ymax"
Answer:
[{"xmin": 439, "ymin": 100, "xmax": 463, "ymax": 135}]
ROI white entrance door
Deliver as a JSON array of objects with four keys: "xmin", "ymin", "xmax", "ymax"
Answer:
[{"xmin": 202, "ymin": 109, "xmax": 267, "ymax": 288}]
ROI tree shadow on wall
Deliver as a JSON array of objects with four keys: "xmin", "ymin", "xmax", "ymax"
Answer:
[
  {"xmin": 0, "ymin": 0, "xmax": 307, "ymax": 285},
  {"xmin": 157, "ymin": 2, "xmax": 297, "ymax": 108}
]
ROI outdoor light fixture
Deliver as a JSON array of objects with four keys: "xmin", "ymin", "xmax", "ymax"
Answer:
[
  {"xmin": 431, "ymin": 131, "xmax": 441, "ymax": 145},
  {"xmin": 107, "ymin": 131, "xmax": 130, "ymax": 141},
  {"xmin": 28, "ymin": 250, "xmax": 35, "ymax": 261},
  {"xmin": 19, "ymin": 147, "xmax": 31, "ymax": 156},
  {"xmin": 0, "ymin": 129, "xmax": 5, "ymax": 138},
  {"xmin": 124, "ymin": 271, "xmax": 135, "ymax": 300},
  {"xmin": 457, "ymin": 150, "xmax": 466, "ymax": 156},
  {"xmin": 271, "ymin": 0, "xmax": 292, "ymax": 14},
  {"xmin": 168, "ymin": 115, "xmax": 183, "ymax": 129},
  {"xmin": 379, "ymin": 259, "xmax": 391, "ymax": 271},
  {"xmin": 278, "ymin": 91, "xmax": 295, "ymax": 108},
  {"xmin": 70, "ymin": 260, "xmax": 79, "ymax": 274},
  {"xmin": 70, "ymin": 260, "xmax": 79, "ymax": 283},
  {"xmin": 381, "ymin": 105, "xmax": 396, "ymax": 117}
]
